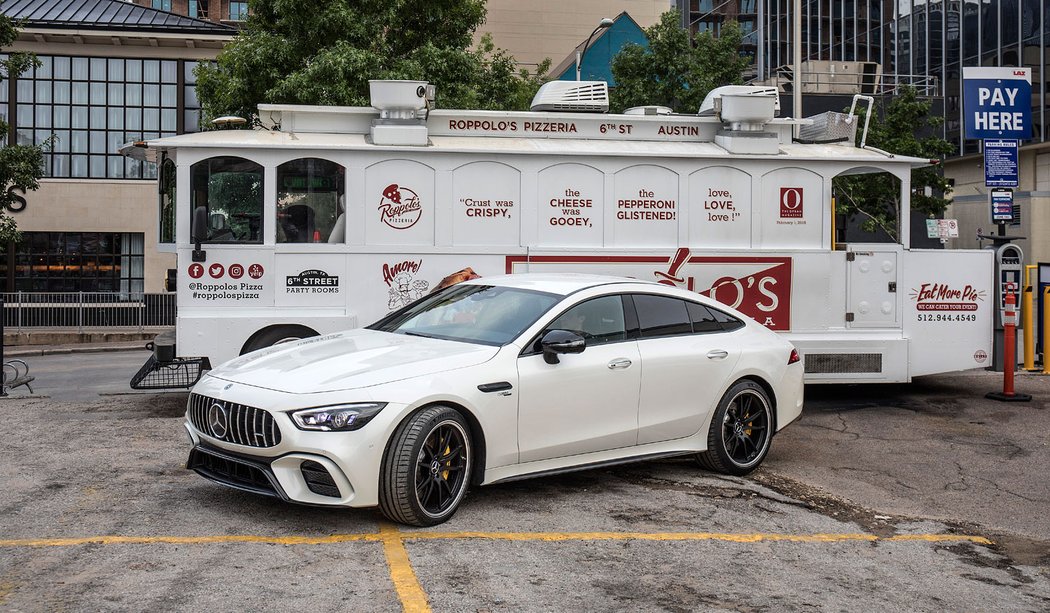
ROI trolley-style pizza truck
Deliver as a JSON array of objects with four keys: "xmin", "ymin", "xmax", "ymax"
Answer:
[{"xmin": 125, "ymin": 80, "xmax": 993, "ymax": 389}]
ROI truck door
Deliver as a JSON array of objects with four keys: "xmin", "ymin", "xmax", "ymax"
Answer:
[{"xmin": 847, "ymin": 250, "xmax": 898, "ymax": 327}]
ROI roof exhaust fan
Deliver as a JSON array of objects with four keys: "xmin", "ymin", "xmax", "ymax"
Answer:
[{"xmin": 368, "ymin": 80, "xmax": 434, "ymax": 146}]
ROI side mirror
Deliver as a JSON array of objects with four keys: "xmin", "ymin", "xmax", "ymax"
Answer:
[
  {"xmin": 191, "ymin": 206, "xmax": 208, "ymax": 262},
  {"xmin": 540, "ymin": 329, "xmax": 586, "ymax": 365}
]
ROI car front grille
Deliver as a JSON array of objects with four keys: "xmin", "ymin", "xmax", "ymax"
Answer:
[
  {"xmin": 187, "ymin": 446, "xmax": 281, "ymax": 499},
  {"xmin": 188, "ymin": 393, "xmax": 282, "ymax": 448}
]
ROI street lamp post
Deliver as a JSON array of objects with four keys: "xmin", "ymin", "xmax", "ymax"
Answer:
[{"xmin": 576, "ymin": 17, "xmax": 615, "ymax": 81}]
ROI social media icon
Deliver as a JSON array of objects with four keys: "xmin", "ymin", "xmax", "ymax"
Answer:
[
  {"xmin": 228, "ymin": 264, "xmax": 244, "ymax": 279},
  {"xmin": 248, "ymin": 264, "xmax": 264, "ymax": 279},
  {"xmin": 209, "ymin": 263, "xmax": 225, "ymax": 279},
  {"xmin": 188, "ymin": 263, "xmax": 204, "ymax": 279}
]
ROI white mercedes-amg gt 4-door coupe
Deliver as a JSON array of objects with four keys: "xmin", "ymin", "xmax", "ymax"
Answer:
[{"xmin": 185, "ymin": 274, "xmax": 804, "ymax": 526}]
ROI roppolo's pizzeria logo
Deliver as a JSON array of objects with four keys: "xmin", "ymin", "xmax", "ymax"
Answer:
[
  {"xmin": 378, "ymin": 183, "xmax": 423, "ymax": 229},
  {"xmin": 286, "ymin": 269, "xmax": 340, "ymax": 294},
  {"xmin": 909, "ymin": 282, "xmax": 985, "ymax": 311}
]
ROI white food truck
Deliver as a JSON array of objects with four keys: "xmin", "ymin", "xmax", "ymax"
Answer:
[{"xmin": 126, "ymin": 80, "xmax": 993, "ymax": 389}]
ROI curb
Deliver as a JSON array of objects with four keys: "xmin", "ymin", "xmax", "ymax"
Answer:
[{"xmin": 4, "ymin": 344, "xmax": 149, "ymax": 358}]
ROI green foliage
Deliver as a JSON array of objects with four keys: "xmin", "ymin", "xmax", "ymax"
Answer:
[
  {"xmin": 195, "ymin": 0, "xmax": 549, "ymax": 124},
  {"xmin": 610, "ymin": 11, "xmax": 750, "ymax": 113},
  {"xmin": 0, "ymin": 14, "xmax": 47, "ymax": 245},
  {"xmin": 834, "ymin": 86, "xmax": 955, "ymax": 239}
]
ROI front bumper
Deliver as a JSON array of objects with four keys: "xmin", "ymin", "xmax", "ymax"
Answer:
[{"xmin": 182, "ymin": 389, "xmax": 391, "ymax": 508}]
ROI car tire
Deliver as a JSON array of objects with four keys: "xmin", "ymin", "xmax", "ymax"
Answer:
[
  {"xmin": 379, "ymin": 406, "xmax": 473, "ymax": 527},
  {"xmin": 696, "ymin": 380, "xmax": 773, "ymax": 476},
  {"xmin": 241, "ymin": 325, "xmax": 317, "ymax": 354}
]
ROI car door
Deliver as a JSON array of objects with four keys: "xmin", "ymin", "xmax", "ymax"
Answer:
[
  {"xmin": 516, "ymin": 295, "xmax": 641, "ymax": 463},
  {"xmin": 631, "ymin": 294, "xmax": 742, "ymax": 445}
]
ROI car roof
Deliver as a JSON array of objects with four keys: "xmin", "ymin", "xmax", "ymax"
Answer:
[{"xmin": 463, "ymin": 273, "xmax": 655, "ymax": 296}]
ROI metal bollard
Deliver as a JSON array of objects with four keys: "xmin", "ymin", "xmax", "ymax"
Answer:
[
  {"xmin": 1023, "ymin": 285, "xmax": 1035, "ymax": 370},
  {"xmin": 1044, "ymin": 286, "xmax": 1050, "ymax": 376}
]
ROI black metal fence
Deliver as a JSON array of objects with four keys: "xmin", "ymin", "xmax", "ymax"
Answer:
[{"xmin": 1, "ymin": 292, "xmax": 176, "ymax": 331}]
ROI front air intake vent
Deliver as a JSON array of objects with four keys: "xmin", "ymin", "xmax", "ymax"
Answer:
[
  {"xmin": 530, "ymin": 81, "xmax": 610, "ymax": 112},
  {"xmin": 804, "ymin": 353, "xmax": 883, "ymax": 374}
]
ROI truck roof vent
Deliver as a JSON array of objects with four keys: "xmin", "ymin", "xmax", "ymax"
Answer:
[
  {"xmin": 368, "ymin": 80, "xmax": 433, "ymax": 146},
  {"xmin": 624, "ymin": 105, "xmax": 673, "ymax": 116},
  {"xmin": 530, "ymin": 81, "xmax": 609, "ymax": 113},
  {"xmin": 698, "ymin": 85, "xmax": 780, "ymax": 117},
  {"xmin": 369, "ymin": 80, "xmax": 432, "ymax": 120},
  {"xmin": 699, "ymin": 85, "xmax": 781, "ymax": 155}
]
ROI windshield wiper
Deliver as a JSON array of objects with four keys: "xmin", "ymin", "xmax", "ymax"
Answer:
[{"xmin": 400, "ymin": 331, "xmax": 434, "ymax": 339}]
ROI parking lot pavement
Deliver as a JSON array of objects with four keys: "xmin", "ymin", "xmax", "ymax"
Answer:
[
  {"xmin": 767, "ymin": 370, "xmax": 1050, "ymax": 559},
  {"xmin": 2, "ymin": 382, "xmax": 1049, "ymax": 612}
]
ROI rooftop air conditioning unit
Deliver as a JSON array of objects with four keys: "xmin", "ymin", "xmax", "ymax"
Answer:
[{"xmin": 530, "ymin": 81, "xmax": 609, "ymax": 112}]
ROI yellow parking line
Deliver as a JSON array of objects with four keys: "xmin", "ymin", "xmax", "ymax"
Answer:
[
  {"xmin": 884, "ymin": 534, "xmax": 994, "ymax": 544},
  {"xmin": 378, "ymin": 522, "xmax": 431, "ymax": 613},
  {"xmin": 0, "ymin": 534, "xmax": 379, "ymax": 547},
  {"xmin": 0, "ymin": 531, "xmax": 992, "ymax": 548},
  {"xmin": 404, "ymin": 531, "xmax": 993, "ymax": 545}
]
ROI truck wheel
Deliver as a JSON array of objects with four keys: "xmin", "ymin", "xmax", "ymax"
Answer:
[
  {"xmin": 241, "ymin": 325, "xmax": 317, "ymax": 354},
  {"xmin": 380, "ymin": 406, "xmax": 472, "ymax": 527},
  {"xmin": 696, "ymin": 380, "xmax": 773, "ymax": 476}
]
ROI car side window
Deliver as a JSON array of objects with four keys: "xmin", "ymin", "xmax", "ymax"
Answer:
[
  {"xmin": 634, "ymin": 294, "xmax": 692, "ymax": 338},
  {"xmin": 710, "ymin": 307, "xmax": 745, "ymax": 331},
  {"xmin": 686, "ymin": 301, "xmax": 724, "ymax": 333},
  {"xmin": 542, "ymin": 295, "xmax": 627, "ymax": 347}
]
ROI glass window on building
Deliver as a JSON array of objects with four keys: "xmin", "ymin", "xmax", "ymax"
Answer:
[
  {"xmin": 0, "ymin": 232, "xmax": 145, "ymax": 293},
  {"xmin": 229, "ymin": 2, "xmax": 249, "ymax": 21},
  {"xmin": 151, "ymin": 0, "xmax": 172, "ymax": 11},
  {"xmin": 11, "ymin": 54, "xmax": 188, "ymax": 180},
  {"xmin": 276, "ymin": 158, "xmax": 346, "ymax": 243},
  {"xmin": 190, "ymin": 157, "xmax": 264, "ymax": 243},
  {"xmin": 189, "ymin": 1, "xmax": 209, "ymax": 19}
]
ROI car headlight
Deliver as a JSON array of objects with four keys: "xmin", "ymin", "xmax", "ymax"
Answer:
[{"xmin": 288, "ymin": 403, "xmax": 387, "ymax": 432}]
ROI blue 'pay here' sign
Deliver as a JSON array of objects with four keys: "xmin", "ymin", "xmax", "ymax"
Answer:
[{"xmin": 963, "ymin": 67, "xmax": 1032, "ymax": 140}]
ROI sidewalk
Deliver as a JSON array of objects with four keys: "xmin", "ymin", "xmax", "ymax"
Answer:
[{"xmin": 2, "ymin": 328, "xmax": 162, "ymax": 357}]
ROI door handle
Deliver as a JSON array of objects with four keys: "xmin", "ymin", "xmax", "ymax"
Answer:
[
  {"xmin": 607, "ymin": 358, "xmax": 633, "ymax": 370},
  {"xmin": 707, "ymin": 350, "xmax": 729, "ymax": 360}
]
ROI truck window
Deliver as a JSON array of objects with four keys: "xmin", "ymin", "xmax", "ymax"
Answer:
[
  {"xmin": 190, "ymin": 156, "xmax": 263, "ymax": 244},
  {"xmin": 276, "ymin": 158, "xmax": 345, "ymax": 243},
  {"xmin": 159, "ymin": 157, "xmax": 175, "ymax": 244}
]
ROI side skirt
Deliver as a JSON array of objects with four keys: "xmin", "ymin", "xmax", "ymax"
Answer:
[{"xmin": 485, "ymin": 450, "xmax": 696, "ymax": 486}]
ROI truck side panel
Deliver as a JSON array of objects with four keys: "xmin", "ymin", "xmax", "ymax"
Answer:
[{"xmin": 902, "ymin": 249, "xmax": 994, "ymax": 376}]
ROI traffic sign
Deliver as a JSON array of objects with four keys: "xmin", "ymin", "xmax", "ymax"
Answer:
[
  {"xmin": 984, "ymin": 139, "xmax": 1019, "ymax": 187},
  {"xmin": 990, "ymin": 188, "xmax": 1015, "ymax": 223},
  {"xmin": 963, "ymin": 67, "xmax": 1032, "ymax": 140},
  {"xmin": 925, "ymin": 218, "xmax": 959, "ymax": 239}
]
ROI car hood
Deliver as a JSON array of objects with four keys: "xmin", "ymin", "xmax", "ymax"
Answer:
[{"xmin": 206, "ymin": 328, "xmax": 500, "ymax": 394}]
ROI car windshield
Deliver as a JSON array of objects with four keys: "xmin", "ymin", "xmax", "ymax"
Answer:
[{"xmin": 368, "ymin": 284, "xmax": 561, "ymax": 346}]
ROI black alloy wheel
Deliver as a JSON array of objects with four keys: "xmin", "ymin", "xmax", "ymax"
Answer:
[
  {"xmin": 380, "ymin": 406, "xmax": 473, "ymax": 526},
  {"xmin": 696, "ymin": 380, "xmax": 773, "ymax": 476},
  {"xmin": 414, "ymin": 421, "xmax": 469, "ymax": 517}
]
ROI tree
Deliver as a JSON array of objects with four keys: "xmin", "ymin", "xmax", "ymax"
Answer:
[
  {"xmin": 833, "ymin": 86, "xmax": 954, "ymax": 240},
  {"xmin": 0, "ymin": 15, "xmax": 47, "ymax": 245},
  {"xmin": 195, "ymin": 0, "xmax": 549, "ymax": 124},
  {"xmin": 610, "ymin": 11, "xmax": 750, "ymax": 113}
]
